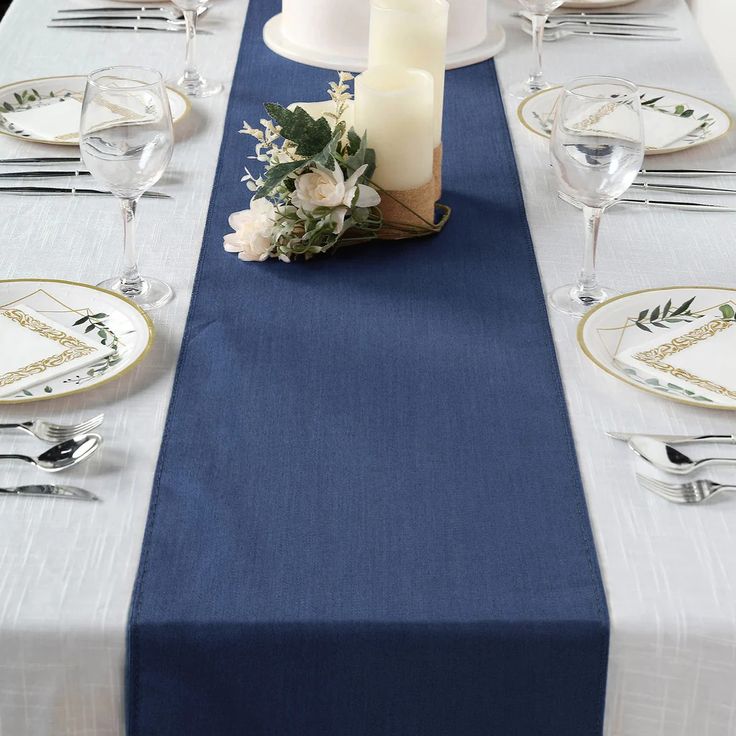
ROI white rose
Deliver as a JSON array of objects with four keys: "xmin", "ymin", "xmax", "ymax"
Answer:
[
  {"xmin": 223, "ymin": 197, "xmax": 276, "ymax": 262},
  {"xmin": 292, "ymin": 161, "xmax": 380, "ymax": 234}
]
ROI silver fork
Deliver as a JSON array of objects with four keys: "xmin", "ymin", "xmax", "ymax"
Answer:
[
  {"xmin": 0, "ymin": 414, "xmax": 104, "ymax": 442},
  {"xmin": 636, "ymin": 473, "xmax": 736, "ymax": 504}
]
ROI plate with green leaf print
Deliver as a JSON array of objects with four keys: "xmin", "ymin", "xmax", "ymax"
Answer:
[
  {"xmin": 518, "ymin": 85, "xmax": 731, "ymax": 155},
  {"xmin": 0, "ymin": 75, "xmax": 190, "ymax": 145},
  {"xmin": 0, "ymin": 279, "xmax": 153, "ymax": 404},
  {"xmin": 578, "ymin": 287, "xmax": 736, "ymax": 410}
]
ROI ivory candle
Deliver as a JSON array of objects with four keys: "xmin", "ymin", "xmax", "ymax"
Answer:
[
  {"xmin": 354, "ymin": 66, "xmax": 434, "ymax": 191},
  {"xmin": 368, "ymin": 0, "xmax": 449, "ymax": 145}
]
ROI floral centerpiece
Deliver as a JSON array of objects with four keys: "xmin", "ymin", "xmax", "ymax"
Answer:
[{"xmin": 224, "ymin": 73, "xmax": 449, "ymax": 263}]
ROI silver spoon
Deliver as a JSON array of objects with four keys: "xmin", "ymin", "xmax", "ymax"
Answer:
[
  {"xmin": 628, "ymin": 435, "xmax": 736, "ymax": 475},
  {"xmin": 0, "ymin": 434, "xmax": 102, "ymax": 472}
]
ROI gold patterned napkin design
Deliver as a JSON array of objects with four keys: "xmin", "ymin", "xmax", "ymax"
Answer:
[
  {"xmin": 0, "ymin": 305, "xmax": 114, "ymax": 398},
  {"xmin": 616, "ymin": 313, "xmax": 736, "ymax": 404}
]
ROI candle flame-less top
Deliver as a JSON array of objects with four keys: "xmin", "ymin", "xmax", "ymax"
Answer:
[{"xmin": 368, "ymin": 0, "xmax": 449, "ymax": 145}]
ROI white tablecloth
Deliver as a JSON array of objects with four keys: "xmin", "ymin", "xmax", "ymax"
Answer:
[{"xmin": 1, "ymin": 1, "xmax": 735, "ymax": 734}]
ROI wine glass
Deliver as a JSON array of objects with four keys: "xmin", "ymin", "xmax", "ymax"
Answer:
[
  {"xmin": 80, "ymin": 66, "xmax": 175, "ymax": 311},
  {"xmin": 548, "ymin": 76, "xmax": 645, "ymax": 318},
  {"xmin": 171, "ymin": 0, "xmax": 222, "ymax": 97},
  {"xmin": 509, "ymin": 0, "xmax": 565, "ymax": 99}
]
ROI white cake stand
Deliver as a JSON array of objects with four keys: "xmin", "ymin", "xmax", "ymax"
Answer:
[{"xmin": 262, "ymin": 14, "xmax": 506, "ymax": 72}]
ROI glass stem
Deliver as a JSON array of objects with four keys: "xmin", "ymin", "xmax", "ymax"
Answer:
[
  {"xmin": 183, "ymin": 9, "xmax": 199, "ymax": 83},
  {"xmin": 576, "ymin": 205, "xmax": 604, "ymax": 305},
  {"xmin": 528, "ymin": 14, "xmax": 548, "ymax": 92},
  {"xmin": 120, "ymin": 197, "xmax": 143, "ymax": 297}
]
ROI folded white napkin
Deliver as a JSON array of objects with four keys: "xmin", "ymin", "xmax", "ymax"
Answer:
[
  {"xmin": 0, "ymin": 98, "xmax": 84, "ymax": 142},
  {"xmin": 0, "ymin": 305, "xmax": 114, "ymax": 398},
  {"xmin": 615, "ymin": 311, "xmax": 736, "ymax": 404},
  {"xmin": 569, "ymin": 101, "xmax": 703, "ymax": 150},
  {"xmin": 0, "ymin": 92, "xmax": 159, "ymax": 142},
  {"xmin": 642, "ymin": 106, "xmax": 703, "ymax": 149}
]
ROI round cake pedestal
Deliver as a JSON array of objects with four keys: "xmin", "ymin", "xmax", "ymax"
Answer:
[{"xmin": 262, "ymin": 14, "xmax": 506, "ymax": 72}]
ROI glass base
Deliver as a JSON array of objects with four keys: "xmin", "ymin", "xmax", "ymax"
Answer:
[
  {"xmin": 98, "ymin": 276, "xmax": 173, "ymax": 311},
  {"xmin": 176, "ymin": 74, "xmax": 222, "ymax": 98},
  {"xmin": 507, "ymin": 79, "xmax": 554, "ymax": 100},
  {"xmin": 548, "ymin": 283, "xmax": 619, "ymax": 319}
]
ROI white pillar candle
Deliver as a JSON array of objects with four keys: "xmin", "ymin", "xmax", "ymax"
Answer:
[
  {"xmin": 354, "ymin": 66, "xmax": 434, "ymax": 191},
  {"xmin": 368, "ymin": 0, "xmax": 449, "ymax": 146}
]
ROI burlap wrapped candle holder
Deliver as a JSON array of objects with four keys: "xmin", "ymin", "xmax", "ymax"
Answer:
[{"xmin": 376, "ymin": 182, "xmax": 450, "ymax": 241}]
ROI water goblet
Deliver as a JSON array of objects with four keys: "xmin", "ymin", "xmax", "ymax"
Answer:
[
  {"xmin": 509, "ymin": 0, "xmax": 565, "ymax": 99},
  {"xmin": 80, "ymin": 66, "xmax": 175, "ymax": 311},
  {"xmin": 172, "ymin": 0, "xmax": 222, "ymax": 97},
  {"xmin": 548, "ymin": 76, "xmax": 645, "ymax": 318}
]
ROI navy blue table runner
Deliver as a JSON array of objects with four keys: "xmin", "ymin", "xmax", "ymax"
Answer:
[{"xmin": 127, "ymin": 2, "xmax": 610, "ymax": 733}]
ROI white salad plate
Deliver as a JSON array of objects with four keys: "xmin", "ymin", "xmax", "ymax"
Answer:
[
  {"xmin": 578, "ymin": 286, "xmax": 736, "ymax": 410},
  {"xmin": 0, "ymin": 279, "xmax": 153, "ymax": 404},
  {"xmin": 0, "ymin": 75, "xmax": 191, "ymax": 146},
  {"xmin": 262, "ymin": 13, "xmax": 506, "ymax": 72},
  {"xmin": 517, "ymin": 84, "xmax": 731, "ymax": 155}
]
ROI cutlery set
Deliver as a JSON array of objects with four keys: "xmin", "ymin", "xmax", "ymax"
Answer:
[
  {"xmin": 515, "ymin": 11, "xmax": 679, "ymax": 42},
  {"xmin": 560, "ymin": 169, "xmax": 736, "ymax": 213},
  {"xmin": 0, "ymin": 158, "xmax": 171, "ymax": 198},
  {"xmin": 49, "ymin": 3, "xmax": 210, "ymax": 33},
  {"xmin": 609, "ymin": 432, "xmax": 736, "ymax": 504},
  {"xmin": 0, "ymin": 414, "xmax": 104, "ymax": 501}
]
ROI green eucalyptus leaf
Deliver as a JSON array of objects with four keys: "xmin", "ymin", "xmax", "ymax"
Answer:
[
  {"xmin": 719, "ymin": 303, "xmax": 735, "ymax": 319},
  {"xmin": 253, "ymin": 159, "xmax": 307, "ymax": 200},
  {"xmin": 264, "ymin": 103, "xmax": 332, "ymax": 157},
  {"xmin": 671, "ymin": 296, "xmax": 695, "ymax": 316}
]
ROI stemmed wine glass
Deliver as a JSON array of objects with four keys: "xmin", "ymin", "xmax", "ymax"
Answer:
[
  {"xmin": 80, "ymin": 66, "xmax": 175, "ymax": 311},
  {"xmin": 509, "ymin": 0, "xmax": 565, "ymax": 99},
  {"xmin": 171, "ymin": 0, "xmax": 222, "ymax": 97},
  {"xmin": 548, "ymin": 76, "xmax": 645, "ymax": 317}
]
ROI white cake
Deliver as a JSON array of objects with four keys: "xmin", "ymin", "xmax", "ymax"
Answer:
[{"xmin": 280, "ymin": 0, "xmax": 488, "ymax": 59}]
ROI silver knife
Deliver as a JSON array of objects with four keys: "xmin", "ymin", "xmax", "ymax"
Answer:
[
  {"xmin": 0, "ymin": 156, "xmax": 82, "ymax": 165},
  {"xmin": 640, "ymin": 169, "xmax": 736, "ymax": 177},
  {"xmin": 0, "ymin": 484, "xmax": 99, "ymax": 500},
  {"xmin": 630, "ymin": 182, "xmax": 736, "ymax": 195},
  {"xmin": 0, "ymin": 170, "xmax": 91, "ymax": 179},
  {"xmin": 58, "ymin": 5, "xmax": 173, "ymax": 11},
  {"xmin": 0, "ymin": 186, "xmax": 170, "ymax": 198},
  {"xmin": 47, "ymin": 23, "xmax": 211, "ymax": 33},
  {"xmin": 619, "ymin": 197, "xmax": 736, "ymax": 212},
  {"xmin": 52, "ymin": 15, "xmax": 180, "ymax": 23},
  {"xmin": 607, "ymin": 432, "xmax": 736, "ymax": 444}
]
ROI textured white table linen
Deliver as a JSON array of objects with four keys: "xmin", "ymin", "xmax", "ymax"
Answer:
[{"xmin": 0, "ymin": 0, "xmax": 735, "ymax": 734}]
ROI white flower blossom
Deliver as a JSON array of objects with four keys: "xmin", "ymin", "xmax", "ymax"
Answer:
[
  {"xmin": 291, "ymin": 161, "xmax": 380, "ymax": 234},
  {"xmin": 223, "ymin": 197, "xmax": 276, "ymax": 261}
]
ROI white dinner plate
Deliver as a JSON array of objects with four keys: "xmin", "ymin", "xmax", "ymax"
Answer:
[
  {"xmin": 563, "ymin": 0, "xmax": 639, "ymax": 8},
  {"xmin": 262, "ymin": 12, "xmax": 506, "ymax": 72},
  {"xmin": 517, "ymin": 84, "xmax": 731, "ymax": 155},
  {"xmin": 578, "ymin": 286, "xmax": 736, "ymax": 410},
  {"xmin": 0, "ymin": 75, "xmax": 191, "ymax": 146},
  {"xmin": 0, "ymin": 279, "xmax": 153, "ymax": 404}
]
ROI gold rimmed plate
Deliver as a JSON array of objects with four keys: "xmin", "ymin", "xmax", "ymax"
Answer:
[
  {"xmin": 0, "ymin": 279, "xmax": 153, "ymax": 404},
  {"xmin": 0, "ymin": 75, "xmax": 191, "ymax": 146},
  {"xmin": 578, "ymin": 286, "xmax": 736, "ymax": 410},
  {"xmin": 518, "ymin": 84, "xmax": 732, "ymax": 155}
]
